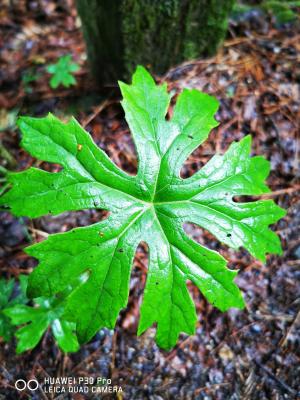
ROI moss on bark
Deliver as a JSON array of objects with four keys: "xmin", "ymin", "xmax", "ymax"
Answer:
[{"xmin": 76, "ymin": 0, "xmax": 235, "ymax": 84}]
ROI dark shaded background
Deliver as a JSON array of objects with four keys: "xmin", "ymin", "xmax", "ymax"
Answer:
[{"xmin": 0, "ymin": 1, "xmax": 299, "ymax": 399}]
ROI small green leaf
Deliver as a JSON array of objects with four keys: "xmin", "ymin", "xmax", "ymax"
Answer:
[
  {"xmin": 52, "ymin": 319, "xmax": 80, "ymax": 353},
  {"xmin": 14, "ymin": 314, "xmax": 49, "ymax": 354},
  {"xmin": 0, "ymin": 276, "xmax": 29, "ymax": 342},
  {"xmin": 46, "ymin": 55, "xmax": 80, "ymax": 89},
  {"xmin": 0, "ymin": 66, "xmax": 286, "ymax": 350},
  {"xmin": 0, "ymin": 278, "xmax": 14, "ymax": 308},
  {"xmin": 4, "ymin": 296, "xmax": 79, "ymax": 353}
]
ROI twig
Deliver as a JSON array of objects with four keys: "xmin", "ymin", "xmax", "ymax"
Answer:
[
  {"xmin": 279, "ymin": 309, "xmax": 300, "ymax": 347},
  {"xmin": 36, "ymin": 382, "xmax": 49, "ymax": 400},
  {"xmin": 0, "ymin": 141, "xmax": 17, "ymax": 168},
  {"xmin": 254, "ymin": 312, "xmax": 294, "ymax": 322},
  {"xmin": 71, "ymin": 347, "xmax": 101, "ymax": 373},
  {"xmin": 28, "ymin": 227, "xmax": 49, "ymax": 238},
  {"xmin": 0, "ymin": 165, "xmax": 8, "ymax": 175},
  {"xmin": 141, "ymin": 328, "xmax": 199, "ymax": 386},
  {"xmin": 0, "ymin": 183, "xmax": 9, "ymax": 196},
  {"xmin": 0, "ymin": 365, "xmax": 14, "ymax": 381},
  {"xmin": 258, "ymin": 186, "xmax": 300, "ymax": 198},
  {"xmin": 254, "ymin": 360, "xmax": 297, "ymax": 396},
  {"xmin": 286, "ymin": 260, "xmax": 300, "ymax": 266},
  {"xmin": 82, "ymin": 99, "xmax": 112, "ymax": 128},
  {"xmin": 194, "ymin": 382, "xmax": 231, "ymax": 395},
  {"xmin": 110, "ymin": 329, "xmax": 118, "ymax": 377},
  {"xmin": 211, "ymin": 321, "xmax": 257, "ymax": 355},
  {"xmin": 0, "ymin": 366, "xmax": 32, "ymax": 399}
]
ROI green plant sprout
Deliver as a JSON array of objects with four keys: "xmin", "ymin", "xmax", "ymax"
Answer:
[
  {"xmin": 0, "ymin": 275, "xmax": 28, "ymax": 342},
  {"xmin": 0, "ymin": 66, "xmax": 286, "ymax": 350},
  {"xmin": 46, "ymin": 54, "xmax": 80, "ymax": 89},
  {"xmin": 3, "ymin": 278, "xmax": 79, "ymax": 353},
  {"xmin": 22, "ymin": 69, "xmax": 41, "ymax": 94},
  {"xmin": 4, "ymin": 291, "xmax": 79, "ymax": 354}
]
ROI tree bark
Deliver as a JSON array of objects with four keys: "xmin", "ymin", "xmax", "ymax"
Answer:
[{"xmin": 76, "ymin": 0, "xmax": 235, "ymax": 84}]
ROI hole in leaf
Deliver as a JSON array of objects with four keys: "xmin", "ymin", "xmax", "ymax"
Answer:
[
  {"xmin": 180, "ymin": 128, "xmax": 218, "ymax": 179},
  {"xmin": 33, "ymin": 162, "xmax": 63, "ymax": 173},
  {"xmin": 96, "ymin": 108, "xmax": 138, "ymax": 175},
  {"xmin": 38, "ymin": 210, "xmax": 109, "ymax": 234},
  {"xmin": 183, "ymin": 222, "xmax": 229, "ymax": 253},
  {"xmin": 233, "ymin": 195, "xmax": 257, "ymax": 203}
]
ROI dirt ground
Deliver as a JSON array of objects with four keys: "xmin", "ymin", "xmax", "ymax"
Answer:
[{"xmin": 0, "ymin": 1, "xmax": 299, "ymax": 399}]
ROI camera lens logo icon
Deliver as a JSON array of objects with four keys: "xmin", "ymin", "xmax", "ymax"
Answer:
[{"xmin": 15, "ymin": 379, "xmax": 39, "ymax": 391}]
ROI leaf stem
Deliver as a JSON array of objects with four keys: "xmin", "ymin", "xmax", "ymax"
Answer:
[{"xmin": 0, "ymin": 165, "xmax": 8, "ymax": 175}]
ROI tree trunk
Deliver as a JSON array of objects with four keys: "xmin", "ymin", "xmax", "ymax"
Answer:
[{"xmin": 76, "ymin": 0, "xmax": 235, "ymax": 84}]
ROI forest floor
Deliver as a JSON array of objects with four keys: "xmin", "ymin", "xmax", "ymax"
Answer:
[{"xmin": 0, "ymin": 1, "xmax": 299, "ymax": 399}]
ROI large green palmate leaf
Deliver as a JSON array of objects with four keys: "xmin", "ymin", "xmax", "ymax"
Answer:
[{"xmin": 0, "ymin": 66, "xmax": 285, "ymax": 349}]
